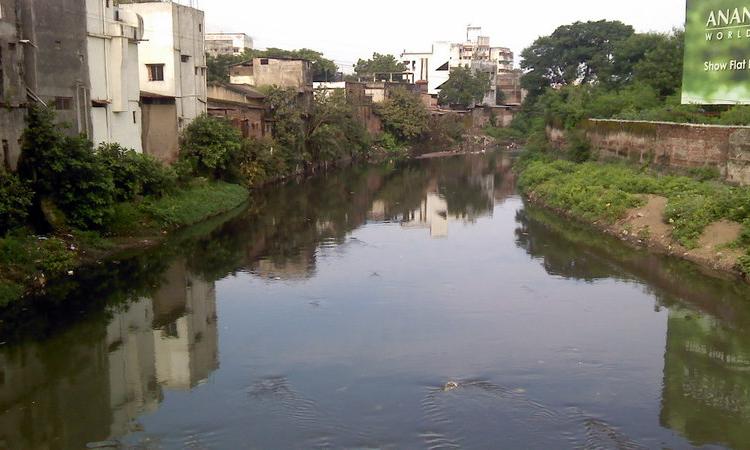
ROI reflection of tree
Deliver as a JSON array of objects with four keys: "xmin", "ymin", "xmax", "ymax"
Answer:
[{"xmin": 515, "ymin": 204, "xmax": 750, "ymax": 448}]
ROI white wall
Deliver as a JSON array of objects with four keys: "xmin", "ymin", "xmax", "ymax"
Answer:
[{"xmin": 86, "ymin": 0, "xmax": 143, "ymax": 151}]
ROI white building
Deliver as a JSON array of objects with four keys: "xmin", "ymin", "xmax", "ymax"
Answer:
[
  {"xmin": 119, "ymin": 0, "xmax": 207, "ymax": 161},
  {"xmin": 205, "ymin": 32, "xmax": 253, "ymax": 57},
  {"xmin": 401, "ymin": 26, "xmax": 514, "ymax": 107},
  {"xmin": 85, "ymin": 0, "xmax": 145, "ymax": 151}
]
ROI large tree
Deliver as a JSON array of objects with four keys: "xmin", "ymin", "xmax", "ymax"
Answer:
[
  {"xmin": 375, "ymin": 88, "xmax": 429, "ymax": 142},
  {"xmin": 354, "ymin": 53, "xmax": 406, "ymax": 78},
  {"xmin": 437, "ymin": 67, "xmax": 491, "ymax": 109},
  {"xmin": 520, "ymin": 20, "xmax": 635, "ymax": 98}
]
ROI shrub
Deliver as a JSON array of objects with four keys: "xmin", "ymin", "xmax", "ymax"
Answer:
[
  {"xmin": 565, "ymin": 128, "xmax": 592, "ymax": 163},
  {"xmin": 0, "ymin": 172, "xmax": 33, "ymax": 235},
  {"xmin": 237, "ymin": 137, "xmax": 288, "ymax": 187},
  {"xmin": 180, "ymin": 114, "xmax": 243, "ymax": 180},
  {"xmin": 97, "ymin": 143, "xmax": 176, "ymax": 200},
  {"xmin": 375, "ymin": 87, "xmax": 430, "ymax": 142},
  {"xmin": 17, "ymin": 107, "xmax": 116, "ymax": 229}
]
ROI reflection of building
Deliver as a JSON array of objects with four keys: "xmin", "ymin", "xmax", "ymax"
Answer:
[
  {"xmin": 402, "ymin": 192, "xmax": 449, "ymax": 238},
  {"xmin": 0, "ymin": 259, "xmax": 219, "ymax": 448},
  {"xmin": 661, "ymin": 308, "xmax": 750, "ymax": 447},
  {"xmin": 152, "ymin": 260, "xmax": 219, "ymax": 390}
]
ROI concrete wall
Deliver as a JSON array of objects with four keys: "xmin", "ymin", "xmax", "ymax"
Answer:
[
  {"xmin": 0, "ymin": 0, "xmax": 26, "ymax": 169},
  {"xmin": 230, "ymin": 58, "xmax": 312, "ymax": 91},
  {"xmin": 142, "ymin": 101, "xmax": 179, "ymax": 163},
  {"xmin": 20, "ymin": 0, "xmax": 92, "ymax": 136},
  {"xmin": 548, "ymin": 119, "xmax": 750, "ymax": 185}
]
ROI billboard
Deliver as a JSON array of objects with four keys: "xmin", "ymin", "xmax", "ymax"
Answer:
[{"xmin": 683, "ymin": 1, "xmax": 750, "ymax": 104}]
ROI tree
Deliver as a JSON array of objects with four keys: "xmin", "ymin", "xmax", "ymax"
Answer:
[
  {"xmin": 437, "ymin": 67, "xmax": 491, "ymax": 109},
  {"xmin": 354, "ymin": 53, "xmax": 406, "ymax": 78},
  {"xmin": 180, "ymin": 114, "xmax": 243, "ymax": 180},
  {"xmin": 375, "ymin": 88, "xmax": 429, "ymax": 141},
  {"xmin": 520, "ymin": 20, "xmax": 635, "ymax": 98},
  {"xmin": 630, "ymin": 30, "xmax": 683, "ymax": 98}
]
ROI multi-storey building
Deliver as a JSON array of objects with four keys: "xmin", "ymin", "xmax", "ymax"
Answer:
[
  {"xmin": 205, "ymin": 32, "xmax": 253, "ymax": 57},
  {"xmin": 119, "ymin": 0, "xmax": 207, "ymax": 163},
  {"xmin": 86, "ymin": 0, "xmax": 145, "ymax": 151},
  {"xmin": 0, "ymin": 0, "xmax": 27, "ymax": 170},
  {"xmin": 401, "ymin": 26, "xmax": 514, "ymax": 107}
]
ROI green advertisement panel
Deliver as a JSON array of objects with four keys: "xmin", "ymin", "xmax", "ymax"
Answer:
[{"xmin": 683, "ymin": 1, "xmax": 750, "ymax": 104}]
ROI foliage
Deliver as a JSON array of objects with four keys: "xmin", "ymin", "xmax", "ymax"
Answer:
[
  {"xmin": 140, "ymin": 181, "xmax": 249, "ymax": 229},
  {"xmin": 306, "ymin": 89, "xmax": 369, "ymax": 163},
  {"xmin": 354, "ymin": 53, "xmax": 407, "ymax": 78},
  {"xmin": 520, "ymin": 20, "xmax": 634, "ymax": 99},
  {"xmin": 97, "ymin": 143, "xmax": 176, "ymax": 201},
  {"xmin": 0, "ymin": 172, "xmax": 33, "ymax": 235},
  {"xmin": 565, "ymin": 129, "xmax": 591, "ymax": 163},
  {"xmin": 375, "ymin": 87, "xmax": 430, "ymax": 142},
  {"xmin": 17, "ymin": 107, "xmax": 116, "ymax": 229},
  {"xmin": 263, "ymin": 87, "xmax": 306, "ymax": 169},
  {"xmin": 438, "ymin": 66, "xmax": 491, "ymax": 108},
  {"xmin": 180, "ymin": 114, "xmax": 243, "ymax": 180}
]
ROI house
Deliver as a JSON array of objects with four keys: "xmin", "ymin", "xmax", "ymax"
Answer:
[
  {"xmin": 229, "ymin": 57, "xmax": 312, "ymax": 93},
  {"xmin": 207, "ymin": 83, "xmax": 268, "ymax": 139},
  {"xmin": 86, "ymin": 0, "xmax": 145, "ymax": 152},
  {"xmin": 119, "ymin": 0, "xmax": 207, "ymax": 163},
  {"xmin": 401, "ymin": 26, "xmax": 514, "ymax": 107},
  {"xmin": 205, "ymin": 33, "xmax": 253, "ymax": 57}
]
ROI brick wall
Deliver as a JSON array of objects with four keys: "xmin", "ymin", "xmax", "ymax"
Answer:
[{"xmin": 547, "ymin": 119, "xmax": 750, "ymax": 185}]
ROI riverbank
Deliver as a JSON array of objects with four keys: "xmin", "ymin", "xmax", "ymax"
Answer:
[
  {"xmin": 517, "ymin": 157, "xmax": 750, "ymax": 282},
  {"xmin": 0, "ymin": 180, "xmax": 249, "ymax": 306}
]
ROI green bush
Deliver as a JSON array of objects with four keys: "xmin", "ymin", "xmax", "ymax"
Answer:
[
  {"xmin": 17, "ymin": 107, "xmax": 116, "ymax": 229},
  {"xmin": 0, "ymin": 172, "xmax": 33, "ymax": 235},
  {"xmin": 565, "ymin": 128, "xmax": 592, "ymax": 163},
  {"xmin": 97, "ymin": 143, "xmax": 176, "ymax": 201},
  {"xmin": 180, "ymin": 114, "xmax": 243, "ymax": 180}
]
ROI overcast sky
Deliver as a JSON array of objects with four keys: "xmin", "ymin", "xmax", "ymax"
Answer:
[{"xmin": 195, "ymin": 0, "xmax": 687, "ymax": 71}]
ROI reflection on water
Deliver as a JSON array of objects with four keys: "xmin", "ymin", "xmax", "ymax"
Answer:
[
  {"xmin": 0, "ymin": 259, "xmax": 217, "ymax": 449},
  {"xmin": 1, "ymin": 152, "xmax": 750, "ymax": 448}
]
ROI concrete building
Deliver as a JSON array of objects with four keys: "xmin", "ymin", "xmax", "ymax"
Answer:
[
  {"xmin": 86, "ymin": 0, "xmax": 145, "ymax": 151},
  {"xmin": 207, "ymin": 82, "xmax": 268, "ymax": 138},
  {"xmin": 401, "ymin": 26, "xmax": 514, "ymax": 107},
  {"xmin": 229, "ymin": 57, "xmax": 313, "ymax": 93},
  {"xmin": 0, "ymin": 0, "xmax": 27, "ymax": 170},
  {"xmin": 205, "ymin": 32, "xmax": 253, "ymax": 57},
  {"xmin": 119, "ymin": 0, "xmax": 207, "ymax": 163}
]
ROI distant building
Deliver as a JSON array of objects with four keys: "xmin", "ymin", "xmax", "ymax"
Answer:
[
  {"xmin": 229, "ymin": 57, "xmax": 313, "ymax": 93},
  {"xmin": 401, "ymin": 26, "xmax": 514, "ymax": 107},
  {"xmin": 207, "ymin": 83, "xmax": 268, "ymax": 139},
  {"xmin": 496, "ymin": 69, "xmax": 525, "ymax": 106},
  {"xmin": 205, "ymin": 32, "xmax": 253, "ymax": 57},
  {"xmin": 86, "ymin": 0, "xmax": 145, "ymax": 152},
  {"xmin": 119, "ymin": 0, "xmax": 207, "ymax": 163}
]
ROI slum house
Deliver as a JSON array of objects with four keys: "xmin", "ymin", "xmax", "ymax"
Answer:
[
  {"xmin": 119, "ymin": 0, "xmax": 207, "ymax": 163},
  {"xmin": 229, "ymin": 56, "xmax": 313, "ymax": 108},
  {"xmin": 207, "ymin": 83, "xmax": 268, "ymax": 139}
]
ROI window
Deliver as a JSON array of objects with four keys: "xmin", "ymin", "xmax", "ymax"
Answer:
[
  {"xmin": 1, "ymin": 140, "xmax": 9, "ymax": 172},
  {"xmin": 260, "ymin": 58, "xmax": 269, "ymax": 65},
  {"xmin": 147, "ymin": 64, "xmax": 164, "ymax": 81},
  {"xmin": 132, "ymin": 111, "xmax": 137, "ymax": 124},
  {"xmin": 181, "ymin": 54, "xmax": 190, "ymax": 63},
  {"xmin": 198, "ymin": 23, "xmax": 202, "ymax": 33},
  {"xmin": 54, "ymin": 97, "xmax": 73, "ymax": 110}
]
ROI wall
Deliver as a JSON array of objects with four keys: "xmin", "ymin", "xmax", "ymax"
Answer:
[
  {"xmin": 548, "ymin": 119, "xmax": 750, "ymax": 185},
  {"xmin": 230, "ymin": 58, "xmax": 312, "ymax": 91},
  {"xmin": 20, "ymin": 0, "xmax": 92, "ymax": 136},
  {"xmin": 0, "ymin": 0, "xmax": 25, "ymax": 170},
  {"xmin": 142, "ymin": 100, "xmax": 179, "ymax": 163}
]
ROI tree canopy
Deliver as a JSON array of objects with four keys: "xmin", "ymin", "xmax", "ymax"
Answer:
[
  {"xmin": 354, "ymin": 53, "xmax": 406, "ymax": 77},
  {"xmin": 520, "ymin": 20, "xmax": 635, "ymax": 98},
  {"xmin": 437, "ymin": 67, "xmax": 491, "ymax": 109},
  {"xmin": 375, "ymin": 88, "xmax": 429, "ymax": 141}
]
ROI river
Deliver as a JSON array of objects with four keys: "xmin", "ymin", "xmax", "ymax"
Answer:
[{"xmin": 1, "ymin": 152, "xmax": 750, "ymax": 449}]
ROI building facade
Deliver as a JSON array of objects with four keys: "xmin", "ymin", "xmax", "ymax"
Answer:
[
  {"xmin": 0, "ymin": 0, "xmax": 26, "ymax": 170},
  {"xmin": 86, "ymin": 0, "xmax": 145, "ymax": 151},
  {"xmin": 401, "ymin": 26, "xmax": 514, "ymax": 107},
  {"xmin": 119, "ymin": 0, "xmax": 207, "ymax": 162},
  {"xmin": 205, "ymin": 32, "xmax": 253, "ymax": 57},
  {"xmin": 229, "ymin": 57, "xmax": 312, "ymax": 92},
  {"xmin": 207, "ymin": 83, "xmax": 268, "ymax": 139}
]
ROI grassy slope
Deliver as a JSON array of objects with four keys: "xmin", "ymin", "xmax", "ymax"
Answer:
[{"xmin": 517, "ymin": 157, "xmax": 750, "ymax": 272}]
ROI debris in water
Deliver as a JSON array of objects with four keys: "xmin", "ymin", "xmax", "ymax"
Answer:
[
  {"xmin": 86, "ymin": 441, "xmax": 120, "ymax": 449},
  {"xmin": 443, "ymin": 381, "xmax": 460, "ymax": 391}
]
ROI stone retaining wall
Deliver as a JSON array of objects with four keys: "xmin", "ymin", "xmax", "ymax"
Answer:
[{"xmin": 547, "ymin": 119, "xmax": 750, "ymax": 185}]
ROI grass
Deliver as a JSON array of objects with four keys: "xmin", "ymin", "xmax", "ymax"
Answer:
[
  {"xmin": 518, "ymin": 157, "xmax": 750, "ymax": 273},
  {"xmin": 0, "ymin": 181, "xmax": 250, "ymax": 306}
]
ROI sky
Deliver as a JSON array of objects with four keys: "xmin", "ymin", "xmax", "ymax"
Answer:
[{"xmin": 192, "ymin": 0, "xmax": 687, "ymax": 72}]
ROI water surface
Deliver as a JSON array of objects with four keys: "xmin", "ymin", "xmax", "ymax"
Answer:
[{"xmin": 2, "ymin": 153, "xmax": 750, "ymax": 449}]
